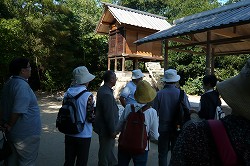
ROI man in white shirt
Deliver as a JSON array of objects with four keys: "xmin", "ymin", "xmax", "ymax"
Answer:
[{"xmin": 119, "ymin": 69, "xmax": 144, "ymax": 107}]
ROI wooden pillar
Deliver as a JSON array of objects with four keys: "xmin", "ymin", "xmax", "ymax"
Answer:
[
  {"xmin": 108, "ymin": 57, "xmax": 110, "ymax": 70},
  {"xmin": 133, "ymin": 59, "xmax": 138, "ymax": 70},
  {"xmin": 122, "ymin": 57, "xmax": 125, "ymax": 72},
  {"xmin": 163, "ymin": 39, "xmax": 169, "ymax": 71},
  {"xmin": 114, "ymin": 57, "xmax": 117, "ymax": 71},
  {"xmin": 135, "ymin": 59, "xmax": 138, "ymax": 69},
  {"xmin": 211, "ymin": 48, "xmax": 215, "ymax": 74},
  {"xmin": 206, "ymin": 31, "xmax": 212, "ymax": 75}
]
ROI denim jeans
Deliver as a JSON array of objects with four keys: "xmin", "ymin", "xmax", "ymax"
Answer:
[
  {"xmin": 158, "ymin": 131, "xmax": 177, "ymax": 166},
  {"xmin": 118, "ymin": 149, "xmax": 148, "ymax": 166}
]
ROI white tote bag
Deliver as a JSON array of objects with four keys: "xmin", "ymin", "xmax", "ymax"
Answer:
[{"xmin": 214, "ymin": 106, "xmax": 225, "ymax": 120}]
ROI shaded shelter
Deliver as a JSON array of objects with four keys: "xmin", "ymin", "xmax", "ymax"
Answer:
[{"xmin": 135, "ymin": 1, "xmax": 250, "ymax": 74}]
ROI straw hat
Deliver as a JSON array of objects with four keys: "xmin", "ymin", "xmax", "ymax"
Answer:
[
  {"xmin": 216, "ymin": 59, "xmax": 250, "ymax": 120},
  {"xmin": 134, "ymin": 80, "xmax": 156, "ymax": 104},
  {"xmin": 71, "ymin": 66, "xmax": 95, "ymax": 85},
  {"xmin": 131, "ymin": 69, "xmax": 144, "ymax": 79},
  {"xmin": 161, "ymin": 69, "xmax": 180, "ymax": 82}
]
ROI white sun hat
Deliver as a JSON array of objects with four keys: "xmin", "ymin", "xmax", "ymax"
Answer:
[
  {"xmin": 71, "ymin": 66, "xmax": 95, "ymax": 85},
  {"xmin": 216, "ymin": 58, "xmax": 250, "ymax": 120},
  {"xmin": 131, "ymin": 69, "xmax": 144, "ymax": 79},
  {"xmin": 161, "ymin": 69, "xmax": 180, "ymax": 83}
]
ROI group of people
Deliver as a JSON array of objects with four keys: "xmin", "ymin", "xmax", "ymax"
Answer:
[{"xmin": 0, "ymin": 56, "xmax": 249, "ymax": 166}]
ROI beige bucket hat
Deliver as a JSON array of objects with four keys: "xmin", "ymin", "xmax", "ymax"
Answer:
[
  {"xmin": 134, "ymin": 80, "xmax": 156, "ymax": 104},
  {"xmin": 216, "ymin": 59, "xmax": 250, "ymax": 120},
  {"xmin": 71, "ymin": 66, "xmax": 95, "ymax": 85}
]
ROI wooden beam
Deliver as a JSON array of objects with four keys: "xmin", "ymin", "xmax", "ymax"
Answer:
[
  {"xmin": 213, "ymin": 29, "xmax": 239, "ymax": 38},
  {"xmin": 168, "ymin": 37, "xmax": 196, "ymax": 44},
  {"xmin": 169, "ymin": 48, "xmax": 204, "ymax": 55},
  {"xmin": 215, "ymin": 49, "xmax": 250, "ymax": 56},
  {"xmin": 168, "ymin": 34, "xmax": 250, "ymax": 49},
  {"xmin": 213, "ymin": 29, "xmax": 250, "ymax": 43},
  {"xmin": 101, "ymin": 21, "xmax": 111, "ymax": 25}
]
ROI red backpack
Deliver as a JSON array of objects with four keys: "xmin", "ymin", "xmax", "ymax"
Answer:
[{"xmin": 118, "ymin": 104, "xmax": 150, "ymax": 154}]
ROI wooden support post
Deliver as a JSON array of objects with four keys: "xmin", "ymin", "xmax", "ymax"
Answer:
[
  {"xmin": 122, "ymin": 57, "xmax": 125, "ymax": 72},
  {"xmin": 163, "ymin": 39, "xmax": 169, "ymax": 71},
  {"xmin": 211, "ymin": 48, "xmax": 215, "ymax": 74},
  {"xmin": 114, "ymin": 57, "xmax": 117, "ymax": 71},
  {"xmin": 108, "ymin": 57, "xmax": 110, "ymax": 70},
  {"xmin": 134, "ymin": 59, "xmax": 138, "ymax": 70},
  {"xmin": 206, "ymin": 31, "xmax": 212, "ymax": 75}
]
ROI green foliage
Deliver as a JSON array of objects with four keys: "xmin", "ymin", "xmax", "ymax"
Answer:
[
  {"xmin": 167, "ymin": 0, "xmax": 220, "ymax": 22},
  {"xmin": 182, "ymin": 76, "xmax": 203, "ymax": 95},
  {"xmin": 0, "ymin": 0, "xmax": 108, "ymax": 92},
  {"xmin": 215, "ymin": 55, "xmax": 250, "ymax": 81},
  {"xmin": 41, "ymin": 70, "xmax": 56, "ymax": 93}
]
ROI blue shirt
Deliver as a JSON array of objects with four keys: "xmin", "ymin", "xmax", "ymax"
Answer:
[
  {"xmin": 153, "ymin": 84, "xmax": 190, "ymax": 132},
  {"xmin": 0, "ymin": 76, "xmax": 41, "ymax": 141}
]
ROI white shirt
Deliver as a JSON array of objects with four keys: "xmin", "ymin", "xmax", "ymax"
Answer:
[{"xmin": 120, "ymin": 81, "xmax": 137, "ymax": 105}]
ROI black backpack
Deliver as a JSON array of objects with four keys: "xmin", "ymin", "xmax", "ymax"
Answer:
[
  {"xmin": 174, "ymin": 90, "xmax": 190, "ymax": 133},
  {"xmin": 56, "ymin": 90, "xmax": 87, "ymax": 134}
]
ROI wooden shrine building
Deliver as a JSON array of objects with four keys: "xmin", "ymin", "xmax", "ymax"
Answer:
[{"xmin": 95, "ymin": 2, "xmax": 171, "ymax": 71}]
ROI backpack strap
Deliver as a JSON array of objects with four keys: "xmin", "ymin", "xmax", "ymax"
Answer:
[
  {"xmin": 130, "ymin": 104, "xmax": 150, "ymax": 113},
  {"xmin": 175, "ymin": 89, "xmax": 185, "ymax": 130},
  {"xmin": 208, "ymin": 120, "xmax": 240, "ymax": 165},
  {"xmin": 140, "ymin": 104, "xmax": 151, "ymax": 113},
  {"xmin": 73, "ymin": 89, "xmax": 88, "ymax": 100},
  {"xmin": 131, "ymin": 104, "xmax": 135, "ymax": 112},
  {"xmin": 179, "ymin": 90, "xmax": 184, "ymax": 104}
]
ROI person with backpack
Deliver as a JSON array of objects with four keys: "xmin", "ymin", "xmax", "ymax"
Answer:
[
  {"xmin": 170, "ymin": 58, "xmax": 250, "ymax": 165},
  {"xmin": 152, "ymin": 69, "xmax": 191, "ymax": 166},
  {"xmin": 116, "ymin": 80, "xmax": 159, "ymax": 166},
  {"xmin": 63, "ymin": 66, "xmax": 95, "ymax": 166}
]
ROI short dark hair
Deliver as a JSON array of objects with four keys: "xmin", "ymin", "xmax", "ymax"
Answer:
[
  {"xmin": 9, "ymin": 57, "xmax": 30, "ymax": 76},
  {"xmin": 103, "ymin": 70, "xmax": 115, "ymax": 83},
  {"xmin": 203, "ymin": 74, "xmax": 217, "ymax": 87}
]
